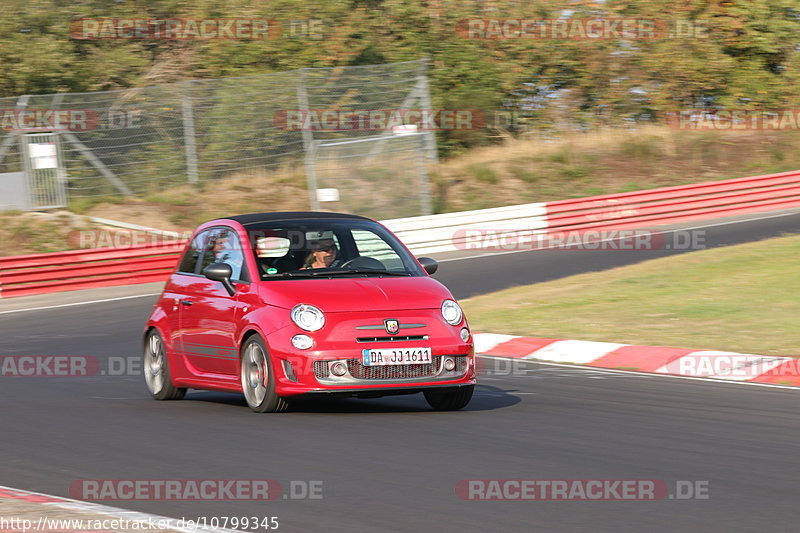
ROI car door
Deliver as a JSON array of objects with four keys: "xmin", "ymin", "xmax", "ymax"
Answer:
[
  {"xmin": 164, "ymin": 231, "xmax": 207, "ymax": 369},
  {"xmin": 177, "ymin": 227, "xmax": 249, "ymax": 378}
]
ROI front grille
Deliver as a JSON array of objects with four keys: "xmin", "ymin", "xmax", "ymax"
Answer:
[
  {"xmin": 452, "ymin": 356, "xmax": 469, "ymax": 373},
  {"xmin": 356, "ymin": 335, "xmax": 428, "ymax": 343},
  {"xmin": 311, "ymin": 355, "xmax": 469, "ymax": 381},
  {"xmin": 347, "ymin": 358, "xmax": 439, "ymax": 379},
  {"xmin": 313, "ymin": 360, "xmax": 330, "ymax": 378}
]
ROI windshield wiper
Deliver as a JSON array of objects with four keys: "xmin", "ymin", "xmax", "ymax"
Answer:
[
  {"xmin": 266, "ymin": 269, "xmax": 412, "ymax": 279},
  {"xmin": 266, "ymin": 271, "xmax": 319, "ymax": 278},
  {"xmin": 307, "ymin": 269, "xmax": 412, "ymax": 277}
]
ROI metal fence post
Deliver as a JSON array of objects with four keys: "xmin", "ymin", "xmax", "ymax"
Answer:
[
  {"xmin": 296, "ymin": 69, "xmax": 320, "ymax": 210},
  {"xmin": 182, "ymin": 81, "xmax": 200, "ymax": 185},
  {"xmin": 416, "ymin": 59, "xmax": 435, "ymax": 215},
  {"xmin": 0, "ymin": 95, "xmax": 28, "ymax": 167},
  {"xmin": 62, "ymin": 133, "xmax": 133, "ymax": 197}
]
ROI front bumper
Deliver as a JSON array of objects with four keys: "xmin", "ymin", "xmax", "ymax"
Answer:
[
  {"xmin": 291, "ymin": 382, "xmax": 475, "ymax": 399},
  {"xmin": 267, "ymin": 332, "xmax": 475, "ymax": 396},
  {"xmin": 263, "ymin": 307, "xmax": 476, "ymax": 396},
  {"xmin": 311, "ymin": 354, "xmax": 471, "ymax": 386}
]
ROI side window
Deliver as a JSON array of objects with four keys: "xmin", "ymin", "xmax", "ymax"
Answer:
[
  {"xmin": 352, "ymin": 229, "xmax": 404, "ymax": 270},
  {"xmin": 177, "ymin": 232, "xmax": 208, "ymax": 274},
  {"xmin": 198, "ymin": 228, "xmax": 247, "ymax": 281}
]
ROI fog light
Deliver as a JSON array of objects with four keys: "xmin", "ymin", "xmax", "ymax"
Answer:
[
  {"xmin": 330, "ymin": 361, "xmax": 348, "ymax": 377},
  {"xmin": 291, "ymin": 334, "xmax": 313, "ymax": 350},
  {"xmin": 460, "ymin": 328, "xmax": 470, "ymax": 342},
  {"xmin": 443, "ymin": 357, "xmax": 456, "ymax": 371},
  {"xmin": 281, "ymin": 359, "xmax": 297, "ymax": 382}
]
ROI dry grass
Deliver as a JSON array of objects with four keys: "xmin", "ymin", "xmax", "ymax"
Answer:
[
  {"xmin": 461, "ymin": 233, "xmax": 800, "ymax": 356},
  {"xmin": 0, "ymin": 211, "xmax": 95, "ymax": 256},
  {"xmin": 86, "ymin": 165, "xmax": 310, "ymax": 232},
  {"xmin": 87, "ymin": 127, "xmax": 800, "ymax": 229},
  {"xmin": 8, "ymin": 126, "xmax": 800, "ymax": 251},
  {"xmin": 433, "ymin": 127, "xmax": 800, "ymax": 212}
]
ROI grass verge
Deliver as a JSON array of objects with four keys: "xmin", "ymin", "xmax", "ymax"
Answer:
[
  {"xmin": 0, "ymin": 212, "xmax": 95, "ymax": 256},
  {"xmin": 461, "ymin": 233, "xmax": 800, "ymax": 356}
]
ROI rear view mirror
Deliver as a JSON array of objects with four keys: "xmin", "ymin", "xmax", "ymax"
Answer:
[
  {"xmin": 417, "ymin": 257, "xmax": 438, "ymax": 275},
  {"xmin": 203, "ymin": 263, "xmax": 236, "ymax": 296},
  {"xmin": 255, "ymin": 236, "xmax": 291, "ymax": 258}
]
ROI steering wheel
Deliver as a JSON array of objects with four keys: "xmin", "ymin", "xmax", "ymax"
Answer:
[{"xmin": 340, "ymin": 256, "xmax": 386, "ymax": 270}]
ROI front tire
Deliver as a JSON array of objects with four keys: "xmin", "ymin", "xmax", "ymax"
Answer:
[
  {"xmin": 423, "ymin": 385, "xmax": 474, "ymax": 411},
  {"xmin": 240, "ymin": 336, "xmax": 289, "ymax": 413},
  {"xmin": 144, "ymin": 330, "xmax": 186, "ymax": 401}
]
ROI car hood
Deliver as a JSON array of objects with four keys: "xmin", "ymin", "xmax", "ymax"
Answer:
[{"xmin": 259, "ymin": 276, "xmax": 453, "ymax": 312}]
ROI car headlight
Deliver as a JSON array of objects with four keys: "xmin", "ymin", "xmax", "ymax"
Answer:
[
  {"xmin": 441, "ymin": 299, "xmax": 463, "ymax": 326},
  {"xmin": 291, "ymin": 304, "xmax": 325, "ymax": 332}
]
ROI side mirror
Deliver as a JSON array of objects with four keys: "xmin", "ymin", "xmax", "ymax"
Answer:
[
  {"xmin": 417, "ymin": 257, "xmax": 438, "ymax": 275},
  {"xmin": 203, "ymin": 263, "xmax": 236, "ymax": 296}
]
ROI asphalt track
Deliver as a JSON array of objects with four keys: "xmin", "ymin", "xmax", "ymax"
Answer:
[{"xmin": 2, "ymin": 210, "xmax": 800, "ymax": 533}]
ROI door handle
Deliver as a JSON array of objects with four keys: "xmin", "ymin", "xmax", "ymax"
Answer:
[{"xmin": 180, "ymin": 300, "xmax": 193, "ymax": 306}]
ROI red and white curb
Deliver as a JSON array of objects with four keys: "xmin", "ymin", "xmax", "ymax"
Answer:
[
  {"xmin": 474, "ymin": 333, "xmax": 800, "ymax": 386},
  {"xmin": 0, "ymin": 485, "xmax": 238, "ymax": 533}
]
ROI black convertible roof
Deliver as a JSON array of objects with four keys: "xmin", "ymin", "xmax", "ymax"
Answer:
[{"xmin": 224, "ymin": 211, "xmax": 373, "ymax": 227}]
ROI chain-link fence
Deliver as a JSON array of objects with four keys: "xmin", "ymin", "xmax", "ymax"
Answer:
[{"xmin": 0, "ymin": 59, "xmax": 436, "ymax": 219}]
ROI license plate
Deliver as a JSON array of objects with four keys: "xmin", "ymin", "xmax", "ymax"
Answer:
[{"xmin": 362, "ymin": 347, "xmax": 432, "ymax": 366}]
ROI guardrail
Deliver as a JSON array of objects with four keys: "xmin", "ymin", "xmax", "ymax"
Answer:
[
  {"xmin": 0, "ymin": 242, "xmax": 185, "ymax": 298},
  {"xmin": 2, "ymin": 169, "xmax": 800, "ymax": 298},
  {"xmin": 542, "ymin": 170, "xmax": 800, "ymax": 232},
  {"xmin": 383, "ymin": 202, "xmax": 547, "ymax": 254},
  {"xmin": 385, "ymin": 169, "xmax": 800, "ymax": 253}
]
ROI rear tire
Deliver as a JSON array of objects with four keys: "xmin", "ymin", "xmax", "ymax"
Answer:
[
  {"xmin": 423, "ymin": 385, "xmax": 474, "ymax": 411},
  {"xmin": 240, "ymin": 336, "xmax": 289, "ymax": 413},
  {"xmin": 144, "ymin": 330, "xmax": 186, "ymax": 401}
]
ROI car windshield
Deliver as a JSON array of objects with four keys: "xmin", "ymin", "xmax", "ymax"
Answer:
[{"xmin": 245, "ymin": 219, "xmax": 425, "ymax": 280}]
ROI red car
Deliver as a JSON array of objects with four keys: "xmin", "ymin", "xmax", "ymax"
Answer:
[{"xmin": 143, "ymin": 212, "xmax": 475, "ymax": 412}]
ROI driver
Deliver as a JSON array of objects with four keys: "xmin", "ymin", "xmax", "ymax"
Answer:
[
  {"xmin": 210, "ymin": 231, "xmax": 243, "ymax": 277},
  {"xmin": 302, "ymin": 238, "xmax": 339, "ymax": 269}
]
